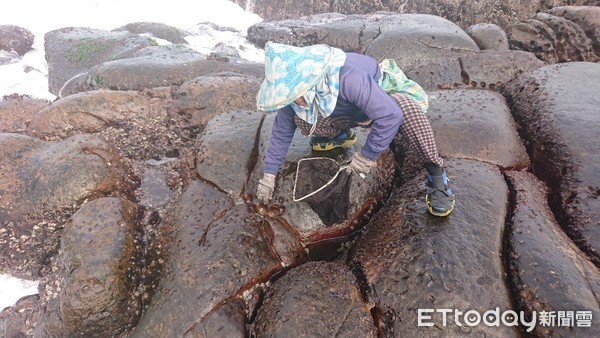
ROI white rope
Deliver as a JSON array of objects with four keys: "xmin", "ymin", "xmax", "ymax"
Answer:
[{"xmin": 292, "ymin": 157, "xmax": 364, "ymax": 202}]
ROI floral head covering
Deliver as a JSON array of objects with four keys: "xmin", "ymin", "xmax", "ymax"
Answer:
[{"xmin": 256, "ymin": 42, "xmax": 346, "ymax": 124}]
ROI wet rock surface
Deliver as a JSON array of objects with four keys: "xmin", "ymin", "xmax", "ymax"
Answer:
[
  {"xmin": 112, "ymin": 22, "xmax": 189, "ymax": 45},
  {"xmin": 248, "ymin": 13, "xmax": 480, "ymax": 67},
  {"xmin": 247, "ymin": 12, "xmax": 545, "ymax": 92},
  {"xmin": 1, "ymin": 8, "xmax": 600, "ymax": 337},
  {"xmin": 252, "ymin": 261, "xmax": 377, "ymax": 337},
  {"xmin": 0, "ymin": 25, "xmax": 35, "ymax": 56},
  {"xmin": 130, "ymin": 182, "xmax": 284, "ymax": 337},
  {"xmin": 506, "ymin": 170, "xmax": 600, "ymax": 338},
  {"xmin": 350, "ymin": 159, "xmax": 517, "ymax": 337},
  {"xmin": 237, "ymin": 0, "xmax": 596, "ymax": 31},
  {"xmin": 0, "ymin": 95, "xmax": 50, "ymax": 133},
  {"xmin": 44, "ymin": 27, "xmax": 152, "ymax": 96},
  {"xmin": 507, "ymin": 6, "xmax": 600, "ymax": 63},
  {"xmin": 0, "ymin": 294, "xmax": 39, "ymax": 336},
  {"xmin": 81, "ymin": 46, "xmax": 263, "ymax": 95},
  {"xmin": 35, "ymin": 197, "xmax": 142, "ymax": 338},
  {"xmin": 549, "ymin": 6, "xmax": 600, "ymax": 56},
  {"xmin": 182, "ymin": 298, "xmax": 248, "ymax": 338},
  {"xmin": 466, "ymin": 23, "xmax": 510, "ymax": 51},
  {"xmin": 0, "ymin": 133, "xmax": 135, "ymax": 278},
  {"xmin": 168, "ymin": 73, "xmax": 262, "ymax": 130},
  {"xmin": 427, "ymin": 89, "xmax": 530, "ymax": 170},
  {"xmin": 195, "ymin": 110, "xmax": 263, "ymax": 197},
  {"xmin": 503, "ymin": 62, "xmax": 600, "ymax": 267}
]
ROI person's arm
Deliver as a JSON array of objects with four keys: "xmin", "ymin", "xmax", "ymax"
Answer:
[
  {"xmin": 340, "ymin": 68, "xmax": 403, "ymax": 161},
  {"xmin": 263, "ymin": 106, "xmax": 297, "ymax": 174}
]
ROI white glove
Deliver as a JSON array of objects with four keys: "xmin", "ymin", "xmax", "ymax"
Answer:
[
  {"xmin": 256, "ymin": 173, "xmax": 276, "ymax": 204},
  {"xmin": 346, "ymin": 152, "xmax": 376, "ymax": 176}
]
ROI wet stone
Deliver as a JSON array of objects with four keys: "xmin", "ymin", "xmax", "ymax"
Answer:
[
  {"xmin": 196, "ymin": 111, "xmax": 263, "ymax": 198},
  {"xmin": 35, "ymin": 197, "xmax": 141, "ymax": 338},
  {"xmin": 26, "ymin": 89, "xmax": 197, "ymax": 161},
  {"xmin": 0, "ymin": 133, "xmax": 135, "ymax": 278},
  {"xmin": 427, "ymin": 89, "xmax": 530, "ymax": 170},
  {"xmin": 183, "ymin": 299, "xmax": 248, "ymax": 338},
  {"xmin": 349, "ymin": 159, "xmax": 517, "ymax": 337},
  {"xmin": 168, "ymin": 73, "xmax": 262, "ymax": 129},
  {"xmin": 503, "ymin": 62, "xmax": 600, "ymax": 267},
  {"xmin": 44, "ymin": 27, "xmax": 151, "ymax": 96},
  {"xmin": 14, "ymin": 134, "xmax": 135, "ymax": 210},
  {"xmin": 459, "ymin": 50, "xmax": 546, "ymax": 89},
  {"xmin": 0, "ymin": 95, "xmax": 50, "ymax": 133},
  {"xmin": 136, "ymin": 166, "xmax": 174, "ymax": 209},
  {"xmin": 27, "ymin": 90, "xmax": 153, "ymax": 140},
  {"xmin": 252, "ymin": 261, "xmax": 377, "ymax": 337},
  {"xmin": 506, "ymin": 170, "xmax": 600, "ymax": 338},
  {"xmin": 131, "ymin": 181, "xmax": 283, "ymax": 338},
  {"xmin": 0, "ymin": 294, "xmax": 39, "ymax": 337},
  {"xmin": 260, "ymin": 216, "xmax": 308, "ymax": 269},
  {"xmin": 85, "ymin": 45, "xmax": 263, "ymax": 93}
]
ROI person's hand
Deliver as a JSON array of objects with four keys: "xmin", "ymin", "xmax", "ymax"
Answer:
[
  {"xmin": 257, "ymin": 173, "xmax": 276, "ymax": 204},
  {"xmin": 346, "ymin": 152, "xmax": 376, "ymax": 177}
]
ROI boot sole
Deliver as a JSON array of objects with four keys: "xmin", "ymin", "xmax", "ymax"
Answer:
[
  {"xmin": 426, "ymin": 194, "xmax": 455, "ymax": 217},
  {"xmin": 311, "ymin": 136, "xmax": 357, "ymax": 151}
]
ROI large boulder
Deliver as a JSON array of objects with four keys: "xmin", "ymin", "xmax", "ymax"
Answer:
[
  {"xmin": 549, "ymin": 6, "xmax": 600, "ymax": 57},
  {"xmin": 239, "ymin": 0, "xmax": 598, "ymax": 29},
  {"xmin": 394, "ymin": 89, "xmax": 531, "ymax": 182},
  {"xmin": 363, "ymin": 14, "xmax": 479, "ymax": 69},
  {"xmin": 349, "ymin": 159, "xmax": 517, "ymax": 336},
  {"xmin": 29, "ymin": 72, "xmax": 262, "ymax": 161},
  {"xmin": 0, "ymin": 133, "xmax": 136, "ymax": 278},
  {"xmin": 0, "ymin": 95, "xmax": 50, "ymax": 133},
  {"xmin": 65, "ymin": 45, "xmax": 263, "ymax": 96},
  {"xmin": 0, "ymin": 25, "xmax": 34, "ymax": 56},
  {"xmin": 503, "ymin": 62, "xmax": 600, "ymax": 267},
  {"xmin": 505, "ymin": 171, "xmax": 600, "ymax": 337},
  {"xmin": 426, "ymin": 89, "xmax": 529, "ymax": 170},
  {"xmin": 35, "ymin": 197, "xmax": 142, "ymax": 338},
  {"xmin": 167, "ymin": 73, "xmax": 263, "ymax": 133},
  {"xmin": 28, "ymin": 90, "xmax": 158, "ymax": 140},
  {"xmin": 112, "ymin": 22, "xmax": 189, "ymax": 44},
  {"xmin": 26, "ymin": 89, "xmax": 189, "ymax": 160},
  {"xmin": 247, "ymin": 12, "xmax": 545, "ymax": 92},
  {"xmin": 454, "ymin": 50, "xmax": 546, "ymax": 90},
  {"xmin": 252, "ymin": 261, "xmax": 377, "ymax": 337},
  {"xmin": 248, "ymin": 13, "xmax": 480, "ymax": 69},
  {"xmin": 406, "ymin": 49, "xmax": 545, "ymax": 92},
  {"xmin": 130, "ymin": 181, "xmax": 301, "ymax": 337},
  {"xmin": 465, "ymin": 23, "xmax": 510, "ymax": 51},
  {"xmin": 44, "ymin": 27, "xmax": 151, "ymax": 96},
  {"xmin": 507, "ymin": 9, "xmax": 599, "ymax": 64},
  {"xmin": 196, "ymin": 110, "xmax": 264, "ymax": 198}
]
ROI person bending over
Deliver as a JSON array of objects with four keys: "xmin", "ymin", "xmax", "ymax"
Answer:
[{"xmin": 255, "ymin": 42, "xmax": 455, "ymax": 217}]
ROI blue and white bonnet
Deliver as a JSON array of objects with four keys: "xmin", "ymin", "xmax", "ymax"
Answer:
[{"xmin": 256, "ymin": 42, "xmax": 346, "ymax": 124}]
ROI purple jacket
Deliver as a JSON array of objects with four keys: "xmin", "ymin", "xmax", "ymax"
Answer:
[{"xmin": 263, "ymin": 52, "xmax": 403, "ymax": 175}]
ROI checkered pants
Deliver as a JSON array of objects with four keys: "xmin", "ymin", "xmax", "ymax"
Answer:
[
  {"xmin": 294, "ymin": 92, "xmax": 444, "ymax": 167},
  {"xmin": 391, "ymin": 92, "xmax": 444, "ymax": 167}
]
